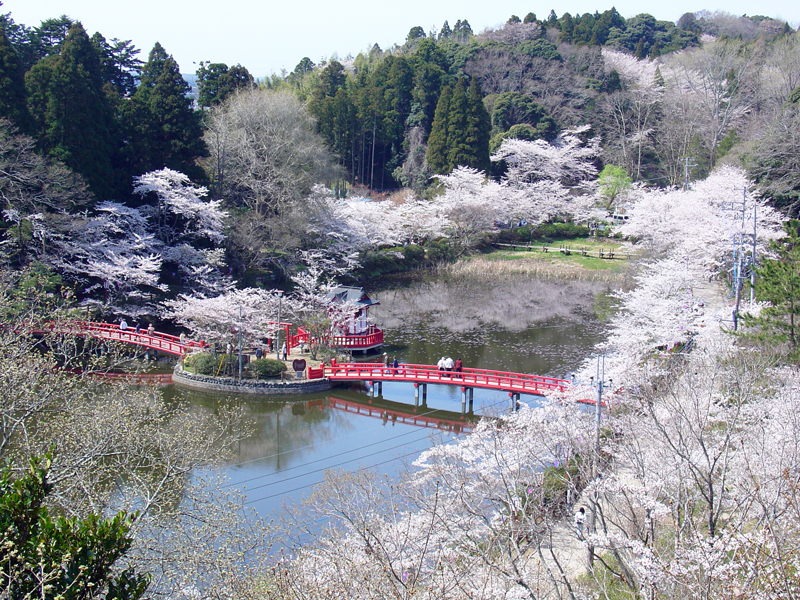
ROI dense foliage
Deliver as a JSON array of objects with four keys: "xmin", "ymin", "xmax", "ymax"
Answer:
[{"xmin": 1, "ymin": 456, "xmax": 148, "ymax": 600}]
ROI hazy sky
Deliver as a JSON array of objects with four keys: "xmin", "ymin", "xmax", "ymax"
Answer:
[{"xmin": 3, "ymin": 0, "xmax": 798, "ymax": 78}]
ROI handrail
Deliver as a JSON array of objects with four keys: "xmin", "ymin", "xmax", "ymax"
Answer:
[
  {"xmin": 26, "ymin": 321, "xmax": 205, "ymax": 356},
  {"xmin": 324, "ymin": 361, "xmax": 569, "ymax": 395},
  {"xmin": 294, "ymin": 326, "xmax": 384, "ymax": 350}
]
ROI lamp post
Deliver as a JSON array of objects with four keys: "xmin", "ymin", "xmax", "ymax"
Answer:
[{"xmin": 275, "ymin": 290, "xmax": 283, "ymax": 361}]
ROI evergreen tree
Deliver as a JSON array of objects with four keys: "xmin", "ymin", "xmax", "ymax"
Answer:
[
  {"xmin": 24, "ymin": 22, "xmax": 118, "ymax": 199},
  {"xmin": 426, "ymin": 85, "xmax": 451, "ymax": 174},
  {"xmin": 559, "ymin": 13, "xmax": 574, "ymax": 42},
  {"xmin": 0, "ymin": 26, "xmax": 30, "ymax": 131},
  {"xmin": 1, "ymin": 455, "xmax": 149, "ymax": 600},
  {"xmin": 196, "ymin": 61, "xmax": 254, "ymax": 108},
  {"xmin": 634, "ymin": 38, "xmax": 646, "ymax": 59},
  {"xmin": 452, "ymin": 19, "xmax": 473, "ymax": 43},
  {"xmin": 439, "ymin": 20, "xmax": 452, "ymax": 40},
  {"xmin": 123, "ymin": 42, "xmax": 207, "ymax": 183},
  {"xmin": 743, "ymin": 219, "xmax": 800, "ymax": 360},
  {"xmin": 466, "ymin": 78, "xmax": 491, "ymax": 173},
  {"xmin": 410, "ymin": 61, "xmax": 446, "ymax": 136},
  {"xmin": 90, "ymin": 33, "xmax": 142, "ymax": 97},
  {"xmin": 446, "ymin": 78, "xmax": 471, "ymax": 171}
]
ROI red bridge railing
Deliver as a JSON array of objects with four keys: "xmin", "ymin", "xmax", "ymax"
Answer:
[
  {"xmin": 324, "ymin": 361, "xmax": 569, "ymax": 396},
  {"xmin": 30, "ymin": 321, "xmax": 205, "ymax": 356},
  {"xmin": 294, "ymin": 326, "xmax": 384, "ymax": 351}
]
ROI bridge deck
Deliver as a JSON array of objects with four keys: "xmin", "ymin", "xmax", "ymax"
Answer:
[{"xmin": 325, "ymin": 362, "xmax": 569, "ymax": 396}]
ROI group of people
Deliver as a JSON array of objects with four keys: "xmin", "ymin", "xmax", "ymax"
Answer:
[
  {"xmin": 119, "ymin": 319, "xmax": 155, "ymax": 336},
  {"xmin": 436, "ymin": 356, "xmax": 462, "ymax": 376},
  {"xmin": 384, "ymin": 353, "xmax": 399, "ymax": 371}
]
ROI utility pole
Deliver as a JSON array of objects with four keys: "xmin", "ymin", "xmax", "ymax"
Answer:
[
  {"xmin": 238, "ymin": 305, "xmax": 242, "ymax": 381},
  {"xmin": 684, "ymin": 157, "xmax": 697, "ymax": 191},
  {"xmin": 275, "ymin": 290, "xmax": 283, "ymax": 361},
  {"xmin": 723, "ymin": 188, "xmax": 754, "ymax": 331},
  {"xmin": 587, "ymin": 355, "xmax": 612, "ymax": 571}
]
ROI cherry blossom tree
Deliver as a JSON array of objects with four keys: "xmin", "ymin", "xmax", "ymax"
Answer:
[
  {"xmin": 601, "ymin": 49, "xmax": 662, "ymax": 180},
  {"xmin": 492, "ymin": 125, "xmax": 601, "ymax": 187},
  {"xmin": 46, "ymin": 201, "xmax": 165, "ymax": 317},
  {"xmin": 287, "ymin": 256, "xmax": 360, "ymax": 361},
  {"xmin": 163, "ymin": 287, "xmax": 282, "ymax": 347},
  {"xmin": 133, "ymin": 168, "xmax": 226, "ymax": 246},
  {"xmin": 41, "ymin": 169, "xmax": 232, "ymax": 317}
]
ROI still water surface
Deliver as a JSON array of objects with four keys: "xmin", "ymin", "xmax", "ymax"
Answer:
[{"xmin": 179, "ymin": 275, "xmax": 610, "ymax": 519}]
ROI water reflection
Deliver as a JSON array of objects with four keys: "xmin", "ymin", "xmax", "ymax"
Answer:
[
  {"xmin": 187, "ymin": 274, "xmax": 611, "ymax": 518},
  {"xmin": 372, "ymin": 275, "xmax": 609, "ymax": 377}
]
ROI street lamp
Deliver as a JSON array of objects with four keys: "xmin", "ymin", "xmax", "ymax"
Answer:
[{"xmin": 275, "ymin": 290, "xmax": 283, "ymax": 361}]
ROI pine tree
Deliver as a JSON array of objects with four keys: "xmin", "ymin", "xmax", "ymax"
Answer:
[
  {"xmin": 426, "ymin": 85, "xmax": 451, "ymax": 174},
  {"xmin": 123, "ymin": 42, "xmax": 207, "ymax": 183}
]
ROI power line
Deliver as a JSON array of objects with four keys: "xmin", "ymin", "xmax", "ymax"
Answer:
[
  {"xmin": 224, "ymin": 426, "xmax": 423, "ymax": 489},
  {"xmin": 240, "ymin": 396, "xmax": 513, "ymax": 506},
  {"xmin": 243, "ymin": 442, "xmax": 457, "ymax": 506},
  {"xmin": 225, "ymin": 397, "xmax": 487, "ymax": 483}
]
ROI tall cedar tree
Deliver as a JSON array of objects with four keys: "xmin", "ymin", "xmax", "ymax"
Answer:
[
  {"xmin": 426, "ymin": 84, "xmax": 451, "ymax": 174},
  {"xmin": 466, "ymin": 78, "xmax": 491, "ymax": 173},
  {"xmin": 196, "ymin": 61, "xmax": 253, "ymax": 108},
  {"xmin": 0, "ymin": 27, "xmax": 31, "ymax": 132},
  {"xmin": 743, "ymin": 219, "xmax": 800, "ymax": 359},
  {"xmin": 445, "ymin": 78, "xmax": 472, "ymax": 170},
  {"xmin": 123, "ymin": 42, "xmax": 206, "ymax": 186},
  {"xmin": 24, "ymin": 23, "xmax": 118, "ymax": 200}
]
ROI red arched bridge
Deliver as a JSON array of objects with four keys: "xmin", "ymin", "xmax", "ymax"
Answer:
[
  {"xmin": 30, "ymin": 321, "xmax": 205, "ymax": 356},
  {"xmin": 323, "ymin": 360, "xmax": 571, "ymax": 404}
]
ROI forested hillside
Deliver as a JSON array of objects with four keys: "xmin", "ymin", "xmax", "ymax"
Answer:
[{"xmin": 0, "ymin": 4, "xmax": 798, "ymax": 311}]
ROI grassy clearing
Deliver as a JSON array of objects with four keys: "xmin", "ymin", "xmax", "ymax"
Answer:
[{"xmin": 443, "ymin": 238, "xmax": 632, "ymax": 282}]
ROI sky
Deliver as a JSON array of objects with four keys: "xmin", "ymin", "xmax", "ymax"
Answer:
[{"xmin": 3, "ymin": 0, "xmax": 799, "ymax": 78}]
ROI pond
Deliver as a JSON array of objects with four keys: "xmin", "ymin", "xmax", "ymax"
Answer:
[{"xmin": 180, "ymin": 273, "xmax": 612, "ymax": 520}]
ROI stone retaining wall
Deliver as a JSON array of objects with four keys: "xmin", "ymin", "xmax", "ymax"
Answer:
[{"xmin": 172, "ymin": 365, "xmax": 334, "ymax": 395}]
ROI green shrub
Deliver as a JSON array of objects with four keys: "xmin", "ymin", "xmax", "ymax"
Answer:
[
  {"xmin": 402, "ymin": 244, "xmax": 425, "ymax": 264},
  {"xmin": 250, "ymin": 358, "xmax": 288, "ymax": 378},
  {"xmin": 184, "ymin": 352, "xmax": 218, "ymax": 375},
  {"xmin": 533, "ymin": 222, "xmax": 590, "ymax": 240}
]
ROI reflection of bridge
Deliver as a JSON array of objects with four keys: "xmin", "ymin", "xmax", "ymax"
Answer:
[
  {"xmin": 31, "ymin": 321, "xmax": 204, "ymax": 356},
  {"xmin": 84, "ymin": 371, "xmax": 174, "ymax": 385},
  {"xmin": 324, "ymin": 361, "xmax": 571, "ymax": 406},
  {"xmin": 308, "ymin": 395, "xmax": 477, "ymax": 434}
]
